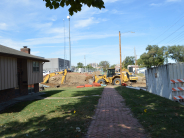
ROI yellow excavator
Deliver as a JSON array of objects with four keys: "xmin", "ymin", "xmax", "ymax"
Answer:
[
  {"xmin": 43, "ymin": 69, "xmax": 67, "ymax": 84},
  {"xmin": 94, "ymin": 68, "xmax": 138, "ymax": 85}
]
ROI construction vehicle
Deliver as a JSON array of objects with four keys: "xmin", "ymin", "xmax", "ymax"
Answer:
[
  {"xmin": 43, "ymin": 69, "xmax": 67, "ymax": 84},
  {"xmin": 94, "ymin": 68, "xmax": 130, "ymax": 85},
  {"xmin": 116, "ymin": 68, "xmax": 138, "ymax": 82}
]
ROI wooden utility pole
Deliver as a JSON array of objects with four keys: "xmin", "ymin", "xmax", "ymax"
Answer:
[{"xmin": 119, "ymin": 31, "xmax": 122, "ymax": 83}]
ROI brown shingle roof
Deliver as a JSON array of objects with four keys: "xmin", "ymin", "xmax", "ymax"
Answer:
[{"xmin": 0, "ymin": 44, "xmax": 49, "ymax": 62}]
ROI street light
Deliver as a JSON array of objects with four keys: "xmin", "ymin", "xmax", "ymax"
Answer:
[{"xmin": 67, "ymin": 15, "xmax": 71, "ymax": 70}]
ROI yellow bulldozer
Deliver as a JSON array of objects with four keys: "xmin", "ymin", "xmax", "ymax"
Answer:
[
  {"xmin": 43, "ymin": 69, "xmax": 67, "ymax": 84},
  {"xmin": 94, "ymin": 68, "xmax": 138, "ymax": 85}
]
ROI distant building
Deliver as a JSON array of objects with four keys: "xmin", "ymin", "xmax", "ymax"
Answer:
[
  {"xmin": 137, "ymin": 67, "xmax": 147, "ymax": 74},
  {"xmin": 89, "ymin": 63, "xmax": 98, "ymax": 68},
  {"xmin": 43, "ymin": 58, "xmax": 70, "ymax": 72},
  {"xmin": 127, "ymin": 65, "xmax": 139, "ymax": 73},
  {"xmin": 115, "ymin": 64, "xmax": 120, "ymax": 72}
]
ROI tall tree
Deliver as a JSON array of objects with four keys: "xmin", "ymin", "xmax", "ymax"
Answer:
[
  {"xmin": 86, "ymin": 64, "xmax": 94, "ymax": 69},
  {"xmin": 137, "ymin": 58, "xmax": 145, "ymax": 68},
  {"xmin": 122, "ymin": 56, "xmax": 135, "ymax": 69},
  {"xmin": 77, "ymin": 62, "xmax": 84, "ymax": 68},
  {"xmin": 140, "ymin": 45, "xmax": 165, "ymax": 68},
  {"xmin": 161, "ymin": 46, "xmax": 169, "ymax": 64},
  {"xmin": 168, "ymin": 45, "xmax": 184, "ymax": 62},
  {"xmin": 99, "ymin": 61, "xmax": 110, "ymax": 72},
  {"xmin": 43, "ymin": 0, "xmax": 105, "ymax": 16},
  {"xmin": 110, "ymin": 64, "xmax": 116, "ymax": 68}
]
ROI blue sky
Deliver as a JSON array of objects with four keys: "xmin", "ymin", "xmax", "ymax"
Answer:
[{"xmin": 0, "ymin": 0, "xmax": 184, "ymax": 66}]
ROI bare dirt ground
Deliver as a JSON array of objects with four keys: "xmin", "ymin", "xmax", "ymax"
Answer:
[
  {"xmin": 41, "ymin": 72, "xmax": 146, "ymax": 88},
  {"xmin": 41, "ymin": 72, "xmax": 94, "ymax": 88},
  {"xmin": 129, "ymin": 75, "xmax": 146, "ymax": 88}
]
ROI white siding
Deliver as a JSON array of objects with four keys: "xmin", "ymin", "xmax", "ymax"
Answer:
[
  {"xmin": 0, "ymin": 56, "xmax": 17, "ymax": 90},
  {"xmin": 27, "ymin": 60, "xmax": 43, "ymax": 85}
]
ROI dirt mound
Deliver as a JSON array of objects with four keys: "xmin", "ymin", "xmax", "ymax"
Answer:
[{"xmin": 42, "ymin": 72, "xmax": 94, "ymax": 88}]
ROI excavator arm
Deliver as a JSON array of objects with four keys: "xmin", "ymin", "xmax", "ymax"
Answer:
[{"xmin": 43, "ymin": 69, "xmax": 67, "ymax": 84}]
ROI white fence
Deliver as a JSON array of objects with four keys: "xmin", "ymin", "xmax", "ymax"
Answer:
[{"xmin": 145, "ymin": 63, "xmax": 184, "ymax": 100}]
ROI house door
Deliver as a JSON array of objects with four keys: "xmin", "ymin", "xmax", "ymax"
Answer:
[{"xmin": 15, "ymin": 59, "xmax": 23, "ymax": 96}]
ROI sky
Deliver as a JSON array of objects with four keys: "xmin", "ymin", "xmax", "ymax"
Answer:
[{"xmin": 0, "ymin": 0, "xmax": 184, "ymax": 66}]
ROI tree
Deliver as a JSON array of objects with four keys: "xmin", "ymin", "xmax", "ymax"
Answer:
[
  {"xmin": 161, "ymin": 46, "xmax": 169, "ymax": 64},
  {"xmin": 137, "ymin": 58, "xmax": 145, "ymax": 68},
  {"xmin": 99, "ymin": 61, "xmax": 110, "ymax": 72},
  {"xmin": 43, "ymin": 0, "xmax": 105, "ymax": 16},
  {"xmin": 110, "ymin": 64, "xmax": 116, "ymax": 68},
  {"xmin": 168, "ymin": 45, "xmax": 184, "ymax": 62},
  {"xmin": 71, "ymin": 66, "xmax": 76, "ymax": 70},
  {"xmin": 140, "ymin": 45, "xmax": 165, "ymax": 68},
  {"xmin": 77, "ymin": 62, "xmax": 84, "ymax": 68},
  {"xmin": 86, "ymin": 64, "xmax": 94, "ymax": 69},
  {"xmin": 122, "ymin": 56, "xmax": 135, "ymax": 69}
]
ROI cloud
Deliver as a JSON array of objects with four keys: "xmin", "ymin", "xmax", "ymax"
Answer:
[
  {"xmin": 150, "ymin": 3, "xmax": 162, "ymax": 6},
  {"xmin": 112, "ymin": 9, "xmax": 125, "ymax": 14},
  {"xmin": 72, "ymin": 6, "xmax": 108, "ymax": 19},
  {"xmin": 74, "ymin": 17, "xmax": 100, "ymax": 28},
  {"xmin": 31, "ymin": 51, "xmax": 40, "ymax": 55},
  {"xmin": 0, "ymin": 23, "xmax": 7, "ymax": 30},
  {"xmin": 166, "ymin": 0, "xmax": 181, "ymax": 2}
]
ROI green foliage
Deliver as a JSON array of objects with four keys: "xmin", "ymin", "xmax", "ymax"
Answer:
[
  {"xmin": 77, "ymin": 62, "xmax": 84, "ymax": 68},
  {"xmin": 122, "ymin": 56, "xmax": 135, "ymax": 69},
  {"xmin": 86, "ymin": 64, "xmax": 94, "ymax": 69},
  {"xmin": 43, "ymin": 0, "xmax": 105, "ymax": 16},
  {"xmin": 140, "ymin": 45, "xmax": 164, "ymax": 68},
  {"xmin": 99, "ymin": 61, "xmax": 110, "ymax": 72},
  {"xmin": 168, "ymin": 45, "xmax": 184, "ymax": 62},
  {"xmin": 161, "ymin": 46, "xmax": 169, "ymax": 64},
  {"xmin": 137, "ymin": 58, "xmax": 145, "ymax": 68},
  {"xmin": 110, "ymin": 64, "xmax": 116, "ymax": 68}
]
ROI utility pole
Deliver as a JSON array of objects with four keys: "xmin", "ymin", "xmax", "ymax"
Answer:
[
  {"xmin": 134, "ymin": 47, "xmax": 137, "ymax": 74},
  {"xmin": 67, "ymin": 16, "xmax": 71, "ymax": 70},
  {"xmin": 119, "ymin": 31, "xmax": 122, "ymax": 84}
]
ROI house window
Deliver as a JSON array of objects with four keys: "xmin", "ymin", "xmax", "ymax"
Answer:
[{"xmin": 33, "ymin": 61, "xmax": 39, "ymax": 72}]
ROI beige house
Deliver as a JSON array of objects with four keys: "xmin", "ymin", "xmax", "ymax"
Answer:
[{"xmin": 0, "ymin": 45, "xmax": 49, "ymax": 103}]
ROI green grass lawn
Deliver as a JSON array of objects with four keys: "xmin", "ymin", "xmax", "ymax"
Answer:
[
  {"xmin": 115, "ymin": 86, "xmax": 184, "ymax": 138},
  {"xmin": 40, "ymin": 87, "xmax": 104, "ymax": 97},
  {"xmin": 0, "ymin": 87, "xmax": 104, "ymax": 138}
]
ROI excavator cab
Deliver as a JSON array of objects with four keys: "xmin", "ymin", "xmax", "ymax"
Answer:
[{"xmin": 107, "ymin": 68, "xmax": 116, "ymax": 77}]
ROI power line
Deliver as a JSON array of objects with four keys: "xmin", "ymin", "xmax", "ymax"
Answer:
[
  {"xmin": 165, "ymin": 31, "xmax": 184, "ymax": 45},
  {"xmin": 169, "ymin": 33, "xmax": 184, "ymax": 45},
  {"xmin": 157, "ymin": 24, "xmax": 184, "ymax": 45},
  {"xmin": 149, "ymin": 15, "xmax": 184, "ymax": 44}
]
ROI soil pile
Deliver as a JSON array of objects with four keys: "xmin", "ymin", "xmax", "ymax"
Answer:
[{"xmin": 42, "ymin": 72, "xmax": 94, "ymax": 88}]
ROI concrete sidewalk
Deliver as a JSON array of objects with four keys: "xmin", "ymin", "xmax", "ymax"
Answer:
[{"xmin": 87, "ymin": 86, "xmax": 148, "ymax": 138}]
